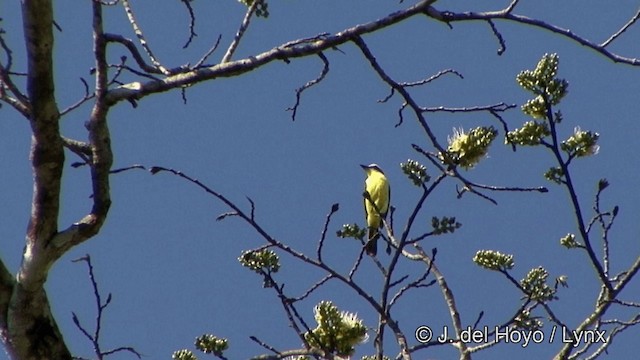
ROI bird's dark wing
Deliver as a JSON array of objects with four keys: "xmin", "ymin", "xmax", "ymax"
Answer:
[{"xmin": 382, "ymin": 181, "xmax": 390, "ymax": 219}]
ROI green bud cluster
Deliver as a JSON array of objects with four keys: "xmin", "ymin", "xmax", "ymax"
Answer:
[
  {"xmin": 172, "ymin": 349, "xmax": 197, "ymax": 360},
  {"xmin": 512, "ymin": 310, "xmax": 543, "ymax": 331},
  {"xmin": 473, "ymin": 250, "xmax": 514, "ymax": 271},
  {"xmin": 401, "ymin": 159, "xmax": 430, "ymax": 186},
  {"xmin": 517, "ymin": 53, "xmax": 568, "ymax": 109},
  {"xmin": 238, "ymin": 249, "xmax": 280, "ymax": 273},
  {"xmin": 560, "ymin": 233, "xmax": 579, "ymax": 248},
  {"xmin": 515, "ymin": 53, "xmax": 568, "ymax": 121},
  {"xmin": 505, "ymin": 121, "xmax": 550, "ymax": 146},
  {"xmin": 521, "ymin": 96, "xmax": 548, "ymax": 120},
  {"xmin": 442, "ymin": 126, "xmax": 498, "ymax": 169},
  {"xmin": 544, "ymin": 167, "xmax": 564, "ymax": 184},
  {"xmin": 305, "ymin": 301, "xmax": 367, "ymax": 357},
  {"xmin": 336, "ymin": 223, "xmax": 366, "ymax": 240},
  {"xmin": 431, "ymin": 216, "xmax": 461, "ymax": 235},
  {"xmin": 521, "ymin": 267, "xmax": 554, "ymax": 302},
  {"xmin": 561, "ymin": 127, "xmax": 600, "ymax": 157},
  {"xmin": 238, "ymin": 0, "xmax": 269, "ymax": 17},
  {"xmin": 195, "ymin": 334, "xmax": 229, "ymax": 356},
  {"xmin": 511, "ymin": 54, "xmax": 600, "ymax": 181}
]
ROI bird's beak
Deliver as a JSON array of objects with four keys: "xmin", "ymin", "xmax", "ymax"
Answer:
[{"xmin": 360, "ymin": 164, "xmax": 368, "ymax": 170}]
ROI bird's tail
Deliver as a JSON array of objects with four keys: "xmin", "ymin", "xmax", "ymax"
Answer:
[{"xmin": 365, "ymin": 228, "xmax": 378, "ymax": 256}]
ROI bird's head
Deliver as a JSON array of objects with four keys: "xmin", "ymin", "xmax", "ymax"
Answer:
[{"xmin": 360, "ymin": 163, "xmax": 385, "ymax": 175}]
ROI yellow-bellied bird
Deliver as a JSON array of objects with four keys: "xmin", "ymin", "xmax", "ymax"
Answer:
[{"xmin": 361, "ymin": 164, "xmax": 390, "ymax": 256}]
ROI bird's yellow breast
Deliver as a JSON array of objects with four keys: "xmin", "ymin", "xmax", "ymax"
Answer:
[{"xmin": 364, "ymin": 171, "xmax": 390, "ymax": 225}]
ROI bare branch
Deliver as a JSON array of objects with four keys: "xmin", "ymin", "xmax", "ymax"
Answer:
[
  {"xmin": 0, "ymin": 35, "xmax": 30, "ymax": 116},
  {"xmin": 105, "ymin": 0, "xmax": 440, "ymax": 105},
  {"xmin": 351, "ymin": 33, "xmax": 447, "ymax": 159},
  {"xmin": 583, "ymin": 314, "xmax": 640, "ymax": 360},
  {"xmin": 180, "ymin": 0, "xmax": 198, "ymax": 49},
  {"xmin": 0, "ymin": 30, "xmax": 15, "ymax": 70},
  {"xmin": 505, "ymin": 0, "xmax": 520, "ymax": 13},
  {"xmin": 414, "ymin": 243, "xmax": 471, "ymax": 359},
  {"xmin": 487, "ymin": 19, "xmax": 506, "ymax": 55},
  {"xmin": 490, "ymin": 108, "xmax": 516, "ymax": 151},
  {"xmin": 101, "ymin": 346, "xmax": 142, "ymax": 359},
  {"xmin": 97, "ymin": 0, "xmax": 120, "ymax": 6},
  {"xmin": 612, "ymin": 299, "xmax": 640, "ymax": 308},
  {"xmin": 287, "ymin": 52, "xmax": 330, "ymax": 121},
  {"xmin": 613, "ymin": 255, "xmax": 640, "ymax": 296},
  {"xmin": 42, "ymin": 0, "xmax": 115, "ymax": 270},
  {"xmin": 0, "ymin": 87, "xmax": 31, "ymax": 117},
  {"xmin": 60, "ymin": 77, "xmax": 95, "ymax": 115},
  {"xmin": 0, "ymin": 259, "xmax": 15, "ymax": 358},
  {"xmin": 601, "ymin": 9, "xmax": 640, "ymax": 48},
  {"xmin": 72, "ymin": 255, "xmax": 141, "ymax": 359},
  {"xmin": 249, "ymin": 347, "xmax": 326, "ymax": 360},
  {"xmin": 378, "ymin": 69, "xmax": 463, "ymax": 125},
  {"xmin": 460, "ymin": 180, "xmax": 548, "ymax": 194},
  {"xmin": 347, "ymin": 247, "xmax": 366, "ymax": 281},
  {"xmin": 103, "ymin": 33, "xmax": 164, "ymax": 74},
  {"xmin": 291, "ymin": 275, "xmax": 333, "ymax": 302},
  {"xmin": 590, "ymin": 182, "xmax": 617, "ymax": 277},
  {"xmin": 19, "ymin": 0, "xmax": 65, "ymax": 287},
  {"xmin": 429, "ymin": 8, "xmax": 640, "ymax": 65},
  {"xmin": 389, "ymin": 252, "xmax": 436, "ymax": 307},
  {"xmin": 193, "ymin": 34, "xmax": 223, "ymax": 68},
  {"xmin": 121, "ymin": 0, "xmax": 170, "ymax": 74},
  {"xmin": 422, "ymin": 102, "xmax": 516, "ymax": 113},
  {"xmin": 270, "ymin": 281, "xmax": 313, "ymax": 347},
  {"xmin": 540, "ymin": 94, "xmax": 613, "ymax": 294},
  {"xmin": 249, "ymin": 336, "xmax": 284, "ymax": 358},
  {"xmin": 109, "ymin": 164, "xmax": 146, "ymax": 174},
  {"xmin": 63, "ymin": 136, "xmax": 91, "ymax": 163},
  {"xmin": 317, "ymin": 203, "xmax": 339, "ymax": 261},
  {"xmin": 403, "ymin": 68, "xmax": 464, "ymax": 88},
  {"xmin": 221, "ymin": 0, "xmax": 263, "ymax": 63}
]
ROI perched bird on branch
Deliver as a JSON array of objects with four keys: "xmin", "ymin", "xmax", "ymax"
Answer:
[{"xmin": 361, "ymin": 164, "xmax": 390, "ymax": 256}]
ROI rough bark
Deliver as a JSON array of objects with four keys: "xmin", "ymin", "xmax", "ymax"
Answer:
[{"xmin": 1, "ymin": 1, "xmax": 72, "ymax": 358}]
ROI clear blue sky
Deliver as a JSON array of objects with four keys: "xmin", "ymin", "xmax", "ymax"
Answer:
[{"xmin": 2, "ymin": 1, "xmax": 640, "ymax": 359}]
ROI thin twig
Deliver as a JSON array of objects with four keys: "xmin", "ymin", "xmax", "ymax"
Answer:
[
  {"xmin": 290, "ymin": 275, "xmax": 333, "ymax": 302},
  {"xmin": 403, "ymin": 68, "xmax": 464, "ymax": 87},
  {"xmin": 431, "ymin": 9, "xmax": 640, "ymax": 65},
  {"xmin": 121, "ymin": 0, "xmax": 170, "ymax": 74},
  {"xmin": 317, "ymin": 203, "xmax": 339, "ymax": 261},
  {"xmin": 422, "ymin": 102, "xmax": 516, "ymax": 113},
  {"xmin": 287, "ymin": 52, "xmax": 330, "ymax": 121},
  {"xmin": 541, "ymin": 92, "xmax": 612, "ymax": 293},
  {"xmin": 71, "ymin": 255, "xmax": 141, "ymax": 359},
  {"xmin": 505, "ymin": 0, "xmax": 520, "ymax": 13},
  {"xmin": 487, "ymin": 19, "xmax": 506, "ymax": 55},
  {"xmin": 109, "ymin": 164, "xmax": 146, "ymax": 174},
  {"xmin": 193, "ymin": 34, "xmax": 223, "ymax": 68},
  {"xmin": 0, "ymin": 34, "xmax": 31, "ymax": 115},
  {"xmin": 389, "ymin": 254, "xmax": 436, "ymax": 307},
  {"xmin": 180, "ymin": 0, "xmax": 198, "ymax": 49},
  {"xmin": 221, "ymin": 0, "xmax": 262, "ymax": 63},
  {"xmin": 601, "ymin": 9, "xmax": 640, "ymax": 48},
  {"xmin": 61, "ymin": 78, "xmax": 95, "ymax": 115},
  {"xmin": 103, "ymin": 33, "xmax": 163, "ymax": 74},
  {"xmin": 105, "ymin": 0, "xmax": 441, "ymax": 105}
]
